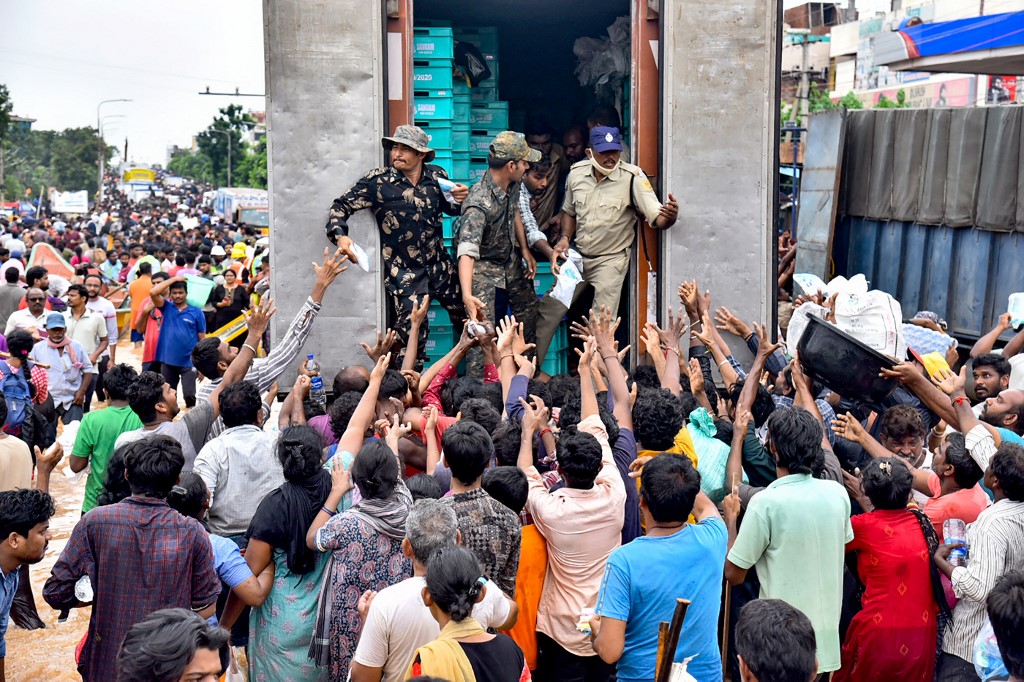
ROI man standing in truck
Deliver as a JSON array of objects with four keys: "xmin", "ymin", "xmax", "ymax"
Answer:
[
  {"xmin": 534, "ymin": 126, "xmax": 679, "ymax": 366},
  {"xmin": 326, "ymin": 125, "xmax": 469, "ymax": 369}
]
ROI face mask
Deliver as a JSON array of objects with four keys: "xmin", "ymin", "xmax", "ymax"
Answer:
[{"xmin": 588, "ymin": 151, "xmax": 619, "ymax": 177}]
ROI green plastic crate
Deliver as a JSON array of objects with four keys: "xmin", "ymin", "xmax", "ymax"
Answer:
[
  {"xmin": 433, "ymin": 150, "xmax": 454, "ymax": 175},
  {"xmin": 470, "ymin": 102, "xmax": 509, "ymax": 129},
  {"xmin": 413, "ymin": 27, "xmax": 454, "ymax": 59},
  {"xmin": 441, "ymin": 216, "xmax": 456, "ymax": 238},
  {"xmin": 425, "ymin": 325, "xmax": 455, "ymax": 358},
  {"xmin": 453, "ymin": 26, "xmax": 499, "ymax": 55},
  {"xmin": 468, "ymin": 162, "xmax": 488, "ymax": 184},
  {"xmin": 469, "ymin": 131, "xmax": 503, "ymax": 156},
  {"xmin": 419, "ymin": 121, "xmax": 453, "ymax": 149},
  {"xmin": 541, "ymin": 348, "xmax": 569, "ymax": 377},
  {"xmin": 533, "ymin": 270, "xmax": 556, "ymax": 297},
  {"xmin": 453, "ymin": 94, "xmax": 471, "ymax": 124},
  {"xmin": 451, "ymin": 152, "xmax": 471, "ymax": 179},
  {"xmin": 427, "ymin": 301, "xmax": 454, "ymax": 326},
  {"xmin": 452, "ymin": 123, "xmax": 470, "ymax": 151},
  {"xmin": 414, "ymin": 90, "xmax": 454, "ymax": 121},
  {"xmin": 413, "ymin": 59, "xmax": 454, "ymax": 90},
  {"xmin": 470, "ymin": 86, "xmax": 499, "ymax": 103},
  {"xmin": 550, "ymin": 323, "xmax": 568, "ymax": 351}
]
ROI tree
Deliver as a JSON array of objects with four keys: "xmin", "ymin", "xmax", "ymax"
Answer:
[
  {"xmin": 167, "ymin": 149, "xmax": 213, "ymax": 183},
  {"xmin": 837, "ymin": 91, "xmax": 865, "ymax": 110},
  {"xmin": 0, "ymin": 83, "xmax": 13, "ymax": 204},
  {"xmin": 874, "ymin": 89, "xmax": 910, "ymax": 109},
  {"xmin": 808, "ymin": 82, "xmax": 837, "ymax": 113},
  {"xmin": 195, "ymin": 105, "xmax": 256, "ymax": 186}
]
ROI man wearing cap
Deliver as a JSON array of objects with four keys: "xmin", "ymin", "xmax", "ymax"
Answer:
[
  {"xmin": 326, "ymin": 124, "xmax": 470, "ymax": 369},
  {"xmin": 30, "ymin": 313, "xmax": 93, "ymax": 426},
  {"xmin": 457, "ymin": 130, "xmax": 541, "ymax": 376},
  {"xmin": 534, "ymin": 126, "xmax": 679, "ymax": 366}
]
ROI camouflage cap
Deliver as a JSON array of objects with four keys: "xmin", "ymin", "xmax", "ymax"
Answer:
[
  {"xmin": 382, "ymin": 125, "xmax": 435, "ymax": 162},
  {"xmin": 489, "ymin": 131, "xmax": 542, "ymax": 163}
]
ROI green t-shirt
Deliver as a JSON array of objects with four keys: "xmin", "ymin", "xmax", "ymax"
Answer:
[
  {"xmin": 72, "ymin": 405, "xmax": 144, "ymax": 513},
  {"xmin": 727, "ymin": 473, "xmax": 853, "ymax": 674}
]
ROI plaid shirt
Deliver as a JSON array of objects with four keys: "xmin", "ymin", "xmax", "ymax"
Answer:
[
  {"xmin": 442, "ymin": 488, "xmax": 521, "ymax": 597},
  {"xmin": 43, "ymin": 496, "xmax": 220, "ymax": 681}
]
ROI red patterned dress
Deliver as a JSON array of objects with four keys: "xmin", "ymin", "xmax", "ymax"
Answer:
[{"xmin": 834, "ymin": 509, "xmax": 939, "ymax": 682}]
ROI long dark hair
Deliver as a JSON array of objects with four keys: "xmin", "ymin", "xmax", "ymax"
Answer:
[{"xmin": 425, "ymin": 546, "xmax": 485, "ymax": 623}]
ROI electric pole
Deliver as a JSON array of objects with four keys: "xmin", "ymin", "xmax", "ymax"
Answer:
[{"xmin": 96, "ymin": 99, "xmax": 131, "ymax": 204}]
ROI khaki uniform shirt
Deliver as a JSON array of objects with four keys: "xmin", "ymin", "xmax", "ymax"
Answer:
[{"xmin": 561, "ymin": 161, "xmax": 663, "ymax": 257}]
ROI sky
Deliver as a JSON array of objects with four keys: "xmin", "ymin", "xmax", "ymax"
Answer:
[{"xmin": 0, "ymin": 0, "xmax": 265, "ymax": 165}]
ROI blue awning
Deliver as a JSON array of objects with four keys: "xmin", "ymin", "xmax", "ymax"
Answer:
[{"xmin": 874, "ymin": 12, "xmax": 1024, "ymax": 75}]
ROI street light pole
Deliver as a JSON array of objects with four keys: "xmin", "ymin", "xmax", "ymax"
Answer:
[
  {"xmin": 96, "ymin": 99, "xmax": 132, "ymax": 205},
  {"xmin": 208, "ymin": 128, "xmax": 232, "ymax": 186}
]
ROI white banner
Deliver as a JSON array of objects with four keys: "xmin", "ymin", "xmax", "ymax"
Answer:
[{"xmin": 51, "ymin": 190, "xmax": 89, "ymax": 214}]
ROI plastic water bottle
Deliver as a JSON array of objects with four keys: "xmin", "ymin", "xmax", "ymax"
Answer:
[
  {"xmin": 943, "ymin": 518, "xmax": 968, "ymax": 567},
  {"xmin": 305, "ymin": 354, "xmax": 327, "ymax": 409}
]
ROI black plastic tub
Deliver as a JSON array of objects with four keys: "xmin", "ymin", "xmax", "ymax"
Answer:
[{"xmin": 796, "ymin": 315, "xmax": 899, "ymax": 404}]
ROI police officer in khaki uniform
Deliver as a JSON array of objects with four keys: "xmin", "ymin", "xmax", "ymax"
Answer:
[{"xmin": 534, "ymin": 126, "xmax": 679, "ymax": 365}]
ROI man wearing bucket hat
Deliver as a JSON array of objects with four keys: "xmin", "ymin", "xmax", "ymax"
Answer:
[
  {"xmin": 457, "ymin": 131, "xmax": 541, "ymax": 376},
  {"xmin": 534, "ymin": 126, "xmax": 679, "ymax": 366},
  {"xmin": 29, "ymin": 312, "xmax": 93, "ymax": 426},
  {"xmin": 325, "ymin": 124, "xmax": 470, "ymax": 369}
]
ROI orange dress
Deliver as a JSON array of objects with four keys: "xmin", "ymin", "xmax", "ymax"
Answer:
[{"xmin": 504, "ymin": 522, "xmax": 548, "ymax": 670}]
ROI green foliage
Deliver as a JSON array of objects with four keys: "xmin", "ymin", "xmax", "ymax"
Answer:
[
  {"xmin": 808, "ymin": 82, "xmax": 837, "ymax": 113},
  {"xmin": 196, "ymin": 105, "xmax": 256, "ymax": 187},
  {"xmin": 873, "ymin": 89, "xmax": 910, "ymax": 109},
  {"xmin": 167, "ymin": 149, "xmax": 213, "ymax": 183},
  {"xmin": 0, "ymin": 84, "xmax": 12, "ymax": 143},
  {"xmin": 2, "ymin": 123, "xmax": 114, "ymax": 194},
  {"xmin": 837, "ymin": 91, "xmax": 865, "ymax": 109}
]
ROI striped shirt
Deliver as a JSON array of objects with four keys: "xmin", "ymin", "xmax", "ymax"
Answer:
[
  {"xmin": 942, "ymin": 497, "xmax": 1024, "ymax": 661},
  {"xmin": 197, "ymin": 296, "xmax": 321, "ymax": 441},
  {"xmin": 517, "ymin": 181, "xmax": 547, "ymax": 248}
]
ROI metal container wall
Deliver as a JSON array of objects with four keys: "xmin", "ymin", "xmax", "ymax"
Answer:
[{"xmin": 834, "ymin": 216, "xmax": 1024, "ymax": 342}]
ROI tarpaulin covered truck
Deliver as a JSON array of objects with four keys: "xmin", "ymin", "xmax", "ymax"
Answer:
[{"xmin": 264, "ymin": 0, "xmax": 782, "ymax": 382}]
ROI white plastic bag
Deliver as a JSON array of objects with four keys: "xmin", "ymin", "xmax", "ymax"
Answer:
[
  {"xmin": 786, "ymin": 302, "xmax": 829, "ymax": 356},
  {"xmin": 833, "ymin": 290, "xmax": 907, "ymax": 360},
  {"xmin": 225, "ymin": 647, "xmax": 246, "ymax": 682},
  {"xmin": 1008, "ymin": 292, "xmax": 1024, "ymax": 328},
  {"xmin": 550, "ymin": 250, "xmax": 584, "ymax": 308}
]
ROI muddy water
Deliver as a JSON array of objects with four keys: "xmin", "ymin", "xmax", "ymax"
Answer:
[{"xmin": 5, "ymin": 342, "xmax": 144, "ymax": 681}]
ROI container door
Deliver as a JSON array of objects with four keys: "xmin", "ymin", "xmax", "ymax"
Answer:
[
  {"xmin": 658, "ymin": 0, "xmax": 780, "ymax": 361},
  {"xmin": 388, "ymin": 0, "xmax": 414, "ymax": 129},
  {"xmin": 264, "ymin": 0, "xmax": 388, "ymax": 382}
]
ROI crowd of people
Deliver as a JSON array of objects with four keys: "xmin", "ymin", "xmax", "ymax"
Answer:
[{"xmin": 0, "ymin": 115, "xmax": 1022, "ymax": 682}]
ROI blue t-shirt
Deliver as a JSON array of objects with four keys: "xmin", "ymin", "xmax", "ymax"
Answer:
[
  {"xmin": 211, "ymin": 534, "xmax": 252, "ymax": 589},
  {"xmin": 998, "ymin": 428, "xmax": 1024, "ymax": 446},
  {"xmin": 596, "ymin": 517, "xmax": 728, "ymax": 682},
  {"xmin": 155, "ymin": 300, "xmax": 206, "ymax": 367},
  {"xmin": 0, "ymin": 566, "xmax": 18, "ymax": 657}
]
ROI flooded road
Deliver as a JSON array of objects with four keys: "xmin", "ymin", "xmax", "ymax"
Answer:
[{"xmin": 5, "ymin": 341, "xmax": 137, "ymax": 681}]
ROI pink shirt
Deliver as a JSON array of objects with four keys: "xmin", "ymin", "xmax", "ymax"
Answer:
[
  {"xmin": 923, "ymin": 473, "xmax": 990, "ymax": 541},
  {"xmin": 525, "ymin": 413, "xmax": 626, "ymax": 656}
]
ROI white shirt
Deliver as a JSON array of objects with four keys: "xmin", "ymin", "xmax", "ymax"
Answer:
[
  {"xmin": 86, "ymin": 297, "xmax": 118, "ymax": 359},
  {"xmin": 352, "ymin": 575, "xmax": 511, "ymax": 682},
  {"xmin": 0, "ymin": 259, "xmax": 25, "ymax": 282},
  {"xmin": 4, "ymin": 308, "xmax": 46, "ymax": 336}
]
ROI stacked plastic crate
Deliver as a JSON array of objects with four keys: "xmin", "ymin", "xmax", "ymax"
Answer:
[
  {"xmin": 451, "ymin": 27, "xmax": 506, "ymax": 186},
  {"xmin": 413, "ymin": 26, "xmax": 460, "ymax": 365}
]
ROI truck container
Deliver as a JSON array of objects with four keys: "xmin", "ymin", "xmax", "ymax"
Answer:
[{"xmin": 264, "ymin": 0, "xmax": 780, "ymax": 383}]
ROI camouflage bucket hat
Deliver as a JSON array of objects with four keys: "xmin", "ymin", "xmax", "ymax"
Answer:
[
  {"xmin": 489, "ymin": 131, "xmax": 542, "ymax": 163},
  {"xmin": 382, "ymin": 125, "xmax": 435, "ymax": 162}
]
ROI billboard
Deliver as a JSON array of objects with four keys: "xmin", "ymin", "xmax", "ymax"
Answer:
[{"xmin": 51, "ymin": 190, "xmax": 89, "ymax": 214}]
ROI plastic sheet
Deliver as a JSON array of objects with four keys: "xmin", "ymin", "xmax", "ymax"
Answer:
[{"xmin": 573, "ymin": 16, "xmax": 631, "ymax": 101}]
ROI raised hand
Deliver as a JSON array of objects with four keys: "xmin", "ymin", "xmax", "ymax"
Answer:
[
  {"xmin": 312, "ymin": 246, "xmax": 349, "ymax": 293},
  {"xmin": 409, "ymin": 295, "xmax": 431, "ymax": 328},
  {"xmin": 715, "ymin": 306, "xmax": 752, "ymax": 338},
  {"xmin": 511, "ymin": 321, "xmax": 533, "ymax": 357},
  {"xmin": 932, "ymin": 366, "xmax": 967, "ymax": 396},
  {"xmin": 361, "ymin": 329, "xmax": 397, "ymax": 362},
  {"xmin": 687, "ymin": 358, "xmax": 705, "ymax": 395},
  {"xmin": 370, "ymin": 352, "xmax": 391, "ymax": 382},
  {"xmin": 832, "ymin": 412, "xmax": 866, "ymax": 444},
  {"xmin": 245, "ymin": 296, "xmax": 277, "ymax": 338},
  {"xmin": 496, "ymin": 315, "xmax": 517, "ymax": 354},
  {"xmin": 753, "ymin": 323, "xmax": 781, "ymax": 358},
  {"xmin": 519, "ymin": 395, "xmax": 550, "ymax": 434}
]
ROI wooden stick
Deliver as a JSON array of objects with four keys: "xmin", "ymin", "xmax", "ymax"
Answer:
[
  {"xmin": 657, "ymin": 598, "xmax": 691, "ymax": 682},
  {"xmin": 655, "ymin": 621, "xmax": 669, "ymax": 681},
  {"xmin": 0, "ymin": 351, "xmax": 50, "ymax": 369}
]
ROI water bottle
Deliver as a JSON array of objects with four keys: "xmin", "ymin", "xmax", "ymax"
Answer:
[
  {"xmin": 943, "ymin": 518, "xmax": 968, "ymax": 567},
  {"xmin": 305, "ymin": 354, "xmax": 327, "ymax": 409}
]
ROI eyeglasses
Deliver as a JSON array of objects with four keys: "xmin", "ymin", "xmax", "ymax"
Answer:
[{"xmin": 27, "ymin": 297, "xmax": 45, "ymax": 302}]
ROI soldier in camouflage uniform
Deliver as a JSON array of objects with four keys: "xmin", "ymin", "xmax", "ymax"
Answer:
[
  {"xmin": 325, "ymin": 125, "xmax": 469, "ymax": 369},
  {"xmin": 457, "ymin": 131, "xmax": 541, "ymax": 376}
]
